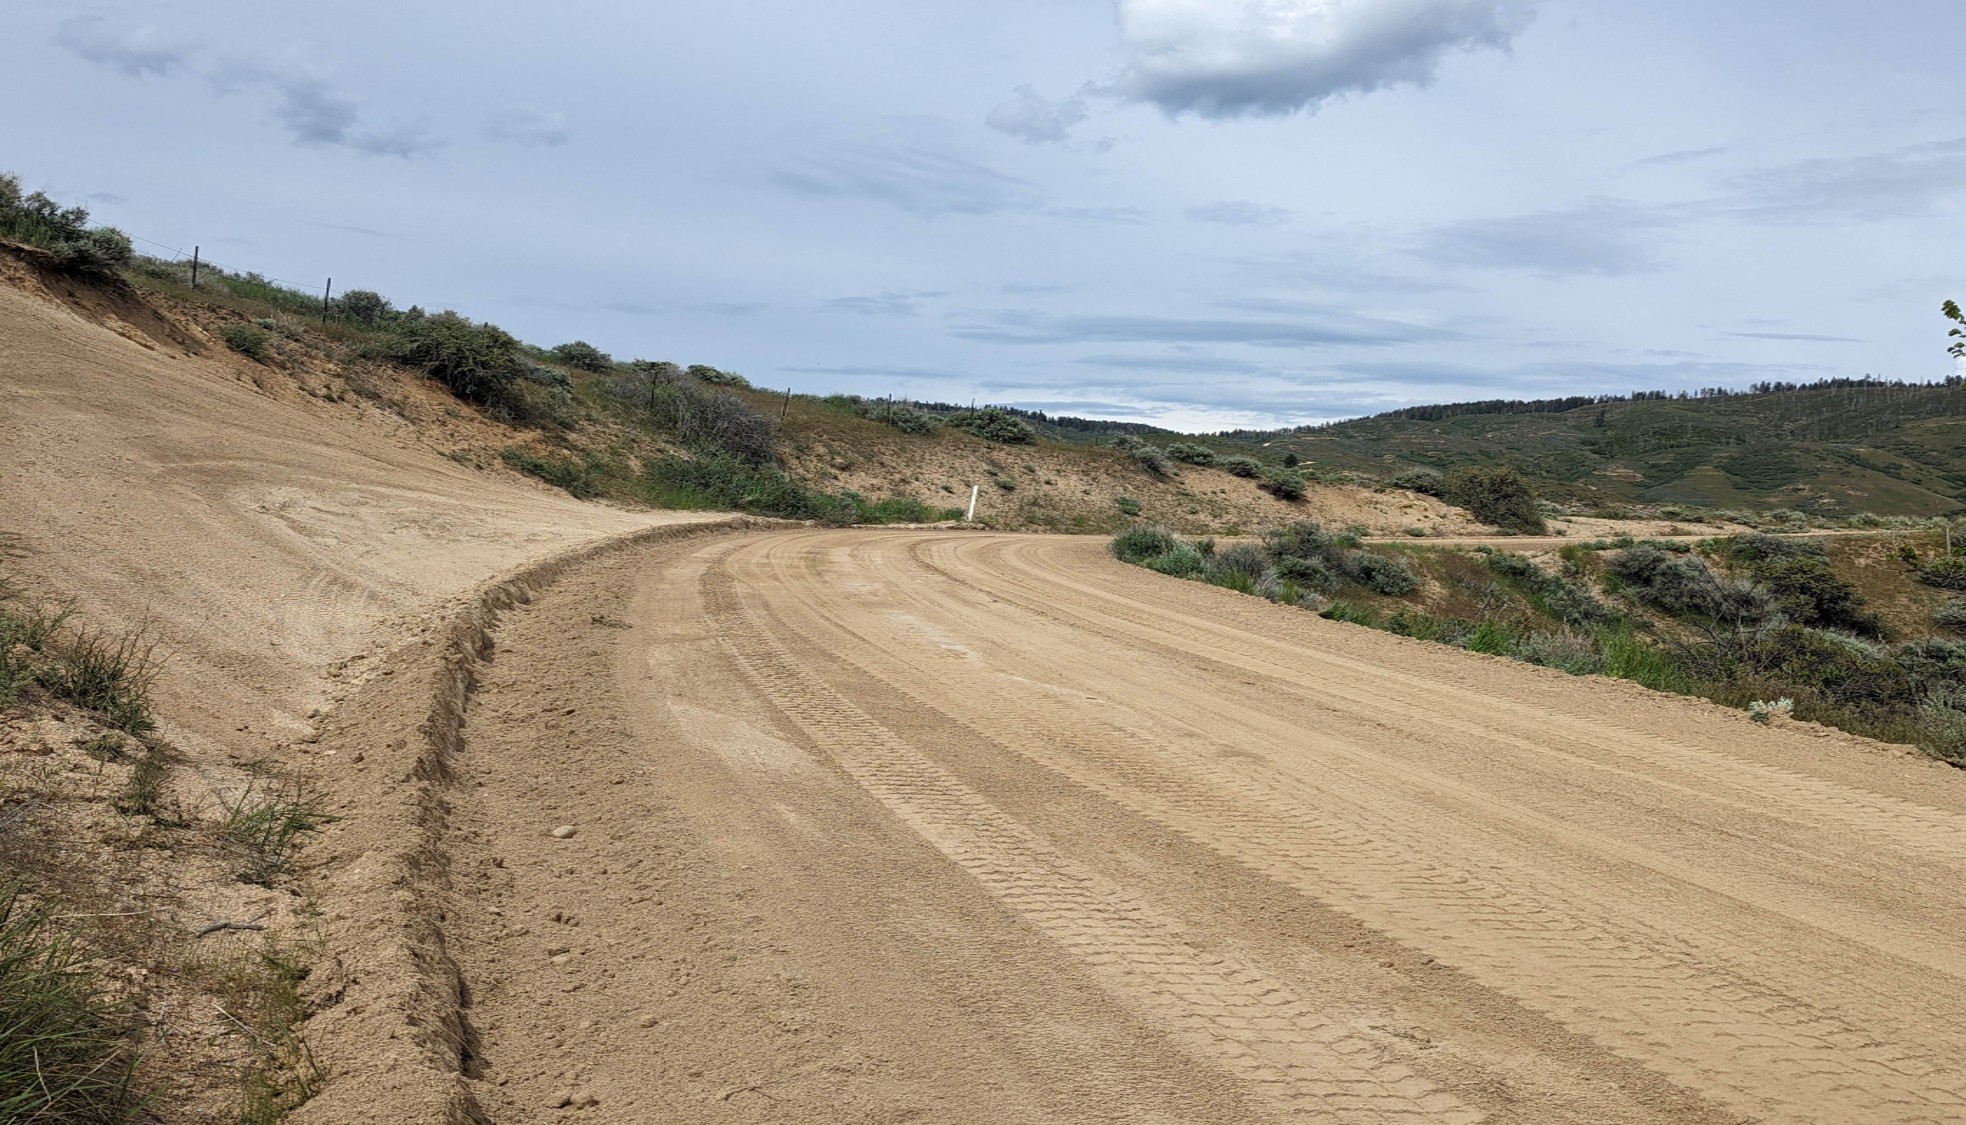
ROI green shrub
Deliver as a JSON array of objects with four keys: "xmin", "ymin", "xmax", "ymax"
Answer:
[
  {"xmin": 1350, "ymin": 553, "xmax": 1418, "ymax": 596},
  {"xmin": 549, "ymin": 340, "xmax": 613, "ymax": 372},
  {"xmin": 686, "ymin": 364, "xmax": 751, "ymax": 388},
  {"xmin": 501, "ymin": 447, "xmax": 604, "ymax": 498},
  {"xmin": 336, "ymin": 288, "xmax": 393, "ymax": 327},
  {"xmin": 1516, "ymin": 629, "xmax": 1606, "ymax": 675},
  {"xmin": 386, "ymin": 311, "xmax": 523, "ymax": 406},
  {"xmin": 0, "ymin": 887, "xmax": 145, "ymax": 1123},
  {"xmin": 1219, "ymin": 455, "xmax": 1262, "ymax": 479},
  {"xmin": 1111, "ymin": 525, "xmax": 1180, "ymax": 563},
  {"xmin": 1145, "ymin": 543, "xmax": 1208, "ymax": 578},
  {"xmin": 1607, "ymin": 545, "xmax": 1770, "ymax": 627},
  {"xmin": 1115, "ymin": 496, "xmax": 1141, "ymax": 517},
  {"xmin": 1444, "ymin": 467, "xmax": 1544, "ymax": 533},
  {"xmin": 1385, "ymin": 467, "xmax": 1447, "ymax": 497},
  {"xmin": 1916, "ymin": 556, "xmax": 1966, "ymax": 591},
  {"xmin": 0, "ymin": 174, "xmax": 132, "ymax": 277},
  {"xmin": 1752, "ymin": 554, "xmax": 1882, "ymax": 636},
  {"xmin": 1165, "ymin": 443, "xmax": 1215, "ymax": 466},
  {"xmin": 947, "ymin": 407, "xmax": 1035, "ymax": 444},
  {"xmin": 1259, "ymin": 468, "xmax": 1306, "ymax": 501},
  {"xmin": 1921, "ymin": 685, "xmax": 1966, "ymax": 765},
  {"xmin": 220, "ymin": 780, "xmax": 332, "ymax": 886},
  {"xmin": 1936, "ymin": 600, "xmax": 1966, "ymax": 634},
  {"xmin": 222, "ymin": 325, "xmax": 269, "ymax": 361},
  {"xmin": 643, "ymin": 452, "xmax": 853, "ymax": 523}
]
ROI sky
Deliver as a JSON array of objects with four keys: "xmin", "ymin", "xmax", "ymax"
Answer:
[{"xmin": 7, "ymin": 0, "xmax": 1966, "ymax": 431}]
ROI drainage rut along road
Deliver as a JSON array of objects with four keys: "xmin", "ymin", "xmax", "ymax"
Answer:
[{"xmin": 445, "ymin": 529, "xmax": 1966, "ymax": 1123}]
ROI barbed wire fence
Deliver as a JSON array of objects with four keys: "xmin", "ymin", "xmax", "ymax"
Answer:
[{"xmin": 130, "ymin": 233, "xmax": 344, "ymax": 320}]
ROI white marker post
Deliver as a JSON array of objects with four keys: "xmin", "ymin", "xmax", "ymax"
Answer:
[{"xmin": 966, "ymin": 484, "xmax": 980, "ymax": 522}]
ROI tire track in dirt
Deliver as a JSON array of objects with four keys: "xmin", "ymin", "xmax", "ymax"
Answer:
[
  {"xmin": 700, "ymin": 549, "xmax": 1480, "ymax": 1124},
  {"xmin": 717, "ymin": 530, "xmax": 1966, "ymax": 1123}
]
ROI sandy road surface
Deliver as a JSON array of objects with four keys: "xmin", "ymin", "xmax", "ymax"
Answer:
[{"xmin": 433, "ymin": 529, "xmax": 1966, "ymax": 1123}]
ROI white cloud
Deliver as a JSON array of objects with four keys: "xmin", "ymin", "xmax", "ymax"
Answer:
[
  {"xmin": 986, "ymin": 85, "xmax": 1089, "ymax": 144},
  {"xmin": 1114, "ymin": 0, "xmax": 1536, "ymax": 119}
]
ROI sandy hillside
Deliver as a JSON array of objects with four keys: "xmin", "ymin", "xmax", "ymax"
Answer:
[{"xmin": 0, "ymin": 253, "xmax": 698, "ymax": 758}]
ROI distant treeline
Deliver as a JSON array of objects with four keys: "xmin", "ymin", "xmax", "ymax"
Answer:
[{"xmin": 1213, "ymin": 374, "xmax": 1966, "ymax": 439}]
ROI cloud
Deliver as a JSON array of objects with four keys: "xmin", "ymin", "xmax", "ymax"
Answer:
[
  {"xmin": 268, "ymin": 76, "xmax": 441, "ymax": 156},
  {"xmin": 1414, "ymin": 199, "xmax": 1674, "ymax": 276},
  {"xmin": 986, "ymin": 85, "xmax": 1089, "ymax": 144},
  {"xmin": 822, "ymin": 292, "xmax": 944, "ymax": 317},
  {"xmin": 774, "ymin": 144, "xmax": 1045, "ymax": 216},
  {"xmin": 1625, "ymin": 145, "xmax": 1730, "ymax": 170},
  {"xmin": 1113, "ymin": 0, "xmax": 1537, "ymax": 119},
  {"xmin": 1724, "ymin": 331, "xmax": 1863, "ymax": 343},
  {"xmin": 55, "ymin": 16, "xmax": 187, "ymax": 77},
  {"xmin": 1719, "ymin": 137, "xmax": 1966, "ymax": 223},
  {"xmin": 1186, "ymin": 200, "xmax": 1291, "ymax": 225},
  {"xmin": 1046, "ymin": 205, "xmax": 1153, "ymax": 224},
  {"xmin": 1075, "ymin": 353, "xmax": 1268, "ymax": 373},
  {"xmin": 486, "ymin": 107, "xmax": 570, "ymax": 147},
  {"xmin": 952, "ymin": 306, "xmax": 1457, "ymax": 347}
]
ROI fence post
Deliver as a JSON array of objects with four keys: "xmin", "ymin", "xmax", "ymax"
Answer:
[
  {"xmin": 189, "ymin": 246, "xmax": 200, "ymax": 289},
  {"xmin": 966, "ymin": 484, "xmax": 979, "ymax": 523},
  {"xmin": 321, "ymin": 278, "xmax": 332, "ymax": 322},
  {"xmin": 781, "ymin": 386, "xmax": 792, "ymax": 422}
]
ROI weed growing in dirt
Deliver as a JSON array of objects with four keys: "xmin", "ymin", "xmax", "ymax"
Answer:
[
  {"xmin": 40, "ymin": 626, "xmax": 159, "ymax": 735},
  {"xmin": 0, "ymin": 886, "xmax": 146, "ymax": 1124},
  {"xmin": 220, "ymin": 781, "xmax": 333, "ymax": 886}
]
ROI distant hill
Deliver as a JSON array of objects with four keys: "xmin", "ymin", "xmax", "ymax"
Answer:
[{"xmin": 1224, "ymin": 380, "xmax": 1966, "ymax": 517}]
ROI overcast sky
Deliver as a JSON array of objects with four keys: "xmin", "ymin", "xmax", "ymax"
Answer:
[{"xmin": 8, "ymin": 1, "xmax": 1966, "ymax": 429}]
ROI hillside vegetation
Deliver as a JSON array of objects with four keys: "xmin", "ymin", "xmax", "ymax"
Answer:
[{"xmin": 1227, "ymin": 381, "xmax": 1966, "ymax": 518}]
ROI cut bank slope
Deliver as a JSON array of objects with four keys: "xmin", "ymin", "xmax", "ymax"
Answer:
[{"xmin": 0, "ymin": 250, "xmax": 701, "ymax": 759}]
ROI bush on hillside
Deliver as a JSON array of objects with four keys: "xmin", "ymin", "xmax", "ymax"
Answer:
[
  {"xmin": 222, "ymin": 324, "xmax": 269, "ymax": 362},
  {"xmin": 1349, "ymin": 553, "xmax": 1417, "ymax": 595},
  {"xmin": 644, "ymin": 452, "xmax": 853, "ymax": 523},
  {"xmin": 1165, "ymin": 442, "xmax": 1215, "ymax": 466},
  {"xmin": 1916, "ymin": 556, "xmax": 1966, "ymax": 591},
  {"xmin": 1219, "ymin": 455, "xmax": 1263, "ymax": 479},
  {"xmin": 386, "ymin": 311, "xmax": 524, "ymax": 407},
  {"xmin": 0, "ymin": 174, "xmax": 132, "ymax": 277},
  {"xmin": 1111, "ymin": 525, "xmax": 1181, "ymax": 563},
  {"xmin": 550, "ymin": 340, "xmax": 613, "ymax": 372},
  {"xmin": 947, "ymin": 407, "xmax": 1036, "ymax": 444},
  {"xmin": 686, "ymin": 364, "xmax": 751, "ymax": 388},
  {"xmin": 337, "ymin": 288, "xmax": 393, "ymax": 327},
  {"xmin": 1259, "ymin": 467, "xmax": 1306, "ymax": 501},
  {"xmin": 603, "ymin": 364, "xmax": 775, "ymax": 463},
  {"xmin": 1607, "ymin": 545, "xmax": 1771, "ymax": 628},
  {"xmin": 1444, "ymin": 467, "xmax": 1544, "ymax": 533},
  {"xmin": 1751, "ymin": 554, "xmax": 1883, "ymax": 636},
  {"xmin": 1936, "ymin": 600, "xmax": 1966, "ymax": 634},
  {"xmin": 1386, "ymin": 467, "xmax": 1447, "ymax": 497}
]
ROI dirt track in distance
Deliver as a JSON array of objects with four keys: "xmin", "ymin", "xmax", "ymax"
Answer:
[{"xmin": 422, "ymin": 528, "xmax": 1966, "ymax": 1123}]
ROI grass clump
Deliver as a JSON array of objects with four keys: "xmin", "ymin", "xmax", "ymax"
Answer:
[
  {"xmin": 222, "ymin": 325, "xmax": 270, "ymax": 362},
  {"xmin": 0, "ymin": 886, "xmax": 146, "ymax": 1123},
  {"xmin": 1936, "ymin": 600, "xmax": 1966, "ymax": 634},
  {"xmin": 220, "ymin": 781, "xmax": 333, "ymax": 886},
  {"xmin": 1115, "ymin": 496, "xmax": 1141, "ymax": 517}
]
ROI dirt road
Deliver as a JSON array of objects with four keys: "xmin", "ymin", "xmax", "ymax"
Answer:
[{"xmin": 413, "ymin": 528, "xmax": 1966, "ymax": 1123}]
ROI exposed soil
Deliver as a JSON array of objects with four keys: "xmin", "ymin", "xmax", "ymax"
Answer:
[{"xmin": 306, "ymin": 528, "xmax": 1966, "ymax": 1122}]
